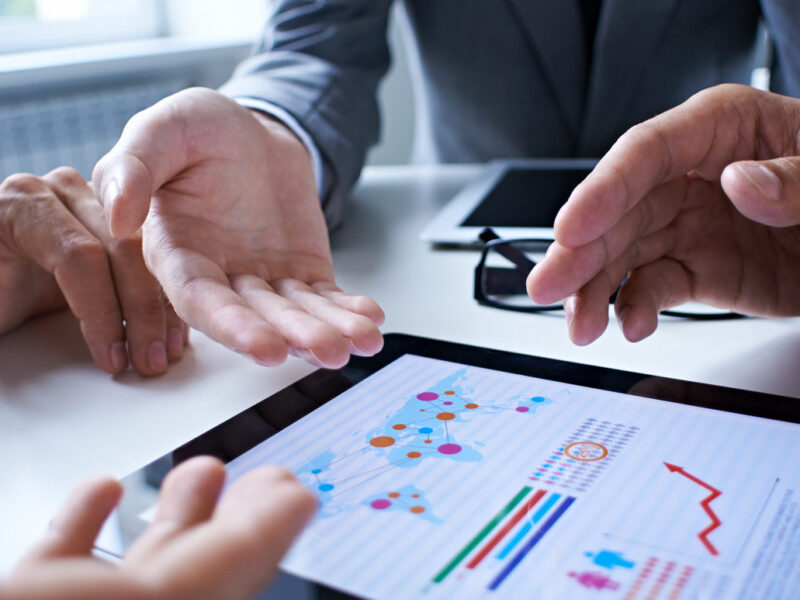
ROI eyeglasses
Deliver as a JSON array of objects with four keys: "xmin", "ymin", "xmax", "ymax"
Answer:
[{"xmin": 473, "ymin": 228, "xmax": 743, "ymax": 320}]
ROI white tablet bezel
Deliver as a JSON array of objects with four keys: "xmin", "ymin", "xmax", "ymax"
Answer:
[{"xmin": 420, "ymin": 158, "xmax": 598, "ymax": 246}]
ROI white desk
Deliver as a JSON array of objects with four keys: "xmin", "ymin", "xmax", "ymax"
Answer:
[{"xmin": 2, "ymin": 165, "xmax": 799, "ymax": 574}]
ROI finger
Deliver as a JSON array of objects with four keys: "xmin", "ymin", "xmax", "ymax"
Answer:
[
  {"xmin": 106, "ymin": 237, "xmax": 170, "ymax": 376},
  {"xmin": 44, "ymin": 169, "xmax": 172, "ymax": 376},
  {"xmin": 91, "ymin": 92, "xmax": 197, "ymax": 239},
  {"xmin": 553, "ymin": 84, "xmax": 769, "ymax": 248},
  {"xmin": 310, "ymin": 282, "xmax": 386, "ymax": 326},
  {"xmin": 134, "ymin": 467, "xmax": 315, "ymax": 600},
  {"xmin": 165, "ymin": 303, "xmax": 188, "ymax": 363},
  {"xmin": 0, "ymin": 175, "xmax": 127, "ymax": 374},
  {"xmin": 528, "ymin": 177, "xmax": 685, "ymax": 305},
  {"xmin": 274, "ymin": 279, "xmax": 384, "ymax": 358},
  {"xmin": 722, "ymin": 156, "xmax": 800, "ymax": 227},
  {"xmin": 614, "ymin": 258, "xmax": 693, "ymax": 342},
  {"xmin": 20, "ymin": 478, "xmax": 122, "ymax": 563},
  {"xmin": 232, "ymin": 275, "xmax": 350, "ymax": 368},
  {"xmin": 561, "ymin": 227, "xmax": 678, "ymax": 345},
  {"xmin": 127, "ymin": 457, "xmax": 226, "ymax": 561},
  {"xmin": 151, "ymin": 247, "xmax": 288, "ymax": 366}
]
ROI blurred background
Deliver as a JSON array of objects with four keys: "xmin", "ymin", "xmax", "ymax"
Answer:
[{"xmin": 0, "ymin": 0, "xmax": 415, "ymax": 182}]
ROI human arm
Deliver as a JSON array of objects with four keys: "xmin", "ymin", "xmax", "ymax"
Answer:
[
  {"xmin": 0, "ymin": 457, "xmax": 315, "ymax": 600},
  {"xmin": 219, "ymin": 0, "xmax": 393, "ymax": 226},
  {"xmin": 0, "ymin": 167, "xmax": 187, "ymax": 375},
  {"xmin": 526, "ymin": 84, "xmax": 800, "ymax": 344},
  {"xmin": 92, "ymin": 88, "xmax": 384, "ymax": 369}
]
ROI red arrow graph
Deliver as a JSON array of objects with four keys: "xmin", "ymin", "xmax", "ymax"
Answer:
[{"xmin": 664, "ymin": 463, "xmax": 722, "ymax": 556}]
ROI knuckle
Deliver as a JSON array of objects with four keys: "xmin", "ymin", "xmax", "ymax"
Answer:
[
  {"xmin": 349, "ymin": 295, "xmax": 378, "ymax": 315},
  {"xmin": 339, "ymin": 314, "xmax": 375, "ymax": 340},
  {"xmin": 126, "ymin": 295, "xmax": 166, "ymax": 323},
  {"xmin": 110, "ymin": 235, "xmax": 144, "ymax": 257},
  {"xmin": 62, "ymin": 236, "xmax": 107, "ymax": 265},
  {"xmin": 48, "ymin": 166, "xmax": 85, "ymax": 187},
  {"xmin": 1, "ymin": 173, "xmax": 44, "ymax": 196}
]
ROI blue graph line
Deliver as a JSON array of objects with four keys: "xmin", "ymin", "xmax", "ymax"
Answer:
[
  {"xmin": 488, "ymin": 497, "xmax": 575, "ymax": 591},
  {"xmin": 497, "ymin": 493, "xmax": 562, "ymax": 559}
]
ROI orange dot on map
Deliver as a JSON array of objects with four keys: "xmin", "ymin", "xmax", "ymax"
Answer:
[
  {"xmin": 424, "ymin": 440, "xmax": 433, "ymax": 444},
  {"xmin": 419, "ymin": 409, "xmax": 425, "ymax": 412},
  {"xmin": 412, "ymin": 493, "xmax": 420, "ymax": 498},
  {"xmin": 407, "ymin": 451, "xmax": 422, "ymax": 458},
  {"xmin": 388, "ymin": 492, "xmax": 401, "ymax": 498},
  {"xmin": 410, "ymin": 506, "xmax": 426, "ymax": 514},
  {"xmin": 392, "ymin": 424, "xmax": 406, "ymax": 430},
  {"xmin": 437, "ymin": 412, "xmax": 455, "ymax": 421},
  {"xmin": 370, "ymin": 436, "xmax": 395, "ymax": 448},
  {"xmin": 444, "ymin": 390, "xmax": 455, "ymax": 395},
  {"xmin": 465, "ymin": 403, "xmax": 479, "ymax": 409}
]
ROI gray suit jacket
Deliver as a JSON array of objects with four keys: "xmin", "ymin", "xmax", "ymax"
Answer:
[{"xmin": 220, "ymin": 0, "xmax": 800, "ymax": 228}]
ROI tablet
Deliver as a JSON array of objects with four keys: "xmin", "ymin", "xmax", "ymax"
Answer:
[
  {"xmin": 420, "ymin": 159, "xmax": 596, "ymax": 246},
  {"xmin": 97, "ymin": 334, "xmax": 800, "ymax": 600}
]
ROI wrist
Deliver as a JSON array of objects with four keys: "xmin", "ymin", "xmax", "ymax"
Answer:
[{"xmin": 250, "ymin": 109, "xmax": 310, "ymax": 158}]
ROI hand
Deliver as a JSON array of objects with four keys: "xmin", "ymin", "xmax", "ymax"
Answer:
[
  {"xmin": 0, "ymin": 167, "xmax": 188, "ymax": 375},
  {"xmin": 527, "ymin": 84, "xmax": 800, "ymax": 344},
  {"xmin": 2, "ymin": 457, "xmax": 315, "ymax": 600},
  {"xmin": 92, "ymin": 88, "xmax": 384, "ymax": 369}
]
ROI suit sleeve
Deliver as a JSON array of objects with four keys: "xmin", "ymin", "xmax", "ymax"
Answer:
[
  {"xmin": 219, "ymin": 0, "xmax": 394, "ymax": 229},
  {"xmin": 761, "ymin": 0, "xmax": 800, "ymax": 97}
]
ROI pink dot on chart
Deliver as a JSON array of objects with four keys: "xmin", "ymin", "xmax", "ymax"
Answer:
[
  {"xmin": 516, "ymin": 406, "xmax": 530, "ymax": 413},
  {"xmin": 444, "ymin": 401, "xmax": 453, "ymax": 405},
  {"xmin": 371, "ymin": 499, "xmax": 392, "ymax": 510},
  {"xmin": 417, "ymin": 392, "xmax": 439, "ymax": 401},
  {"xmin": 438, "ymin": 443, "xmax": 462, "ymax": 455}
]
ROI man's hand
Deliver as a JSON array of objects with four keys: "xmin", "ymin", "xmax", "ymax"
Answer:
[
  {"xmin": 1, "ymin": 457, "xmax": 315, "ymax": 600},
  {"xmin": 527, "ymin": 84, "xmax": 800, "ymax": 345},
  {"xmin": 92, "ymin": 88, "xmax": 384, "ymax": 369},
  {"xmin": 0, "ymin": 167, "xmax": 188, "ymax": 375}
]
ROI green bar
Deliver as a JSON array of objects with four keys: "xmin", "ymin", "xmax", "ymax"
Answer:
[{"xmin": 432, "ymin": 486, "xmax": 531, "ymax": 583}]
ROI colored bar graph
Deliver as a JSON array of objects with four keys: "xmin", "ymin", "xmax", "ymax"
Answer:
[
  {"xmin": 497, "ymin": 492, "xmax": 562, "ymax": 559},
  {"xmin": 466, "ymin": 489, "xmax": 547, "ymax": 569},
  {"xmin": 432, "ymin": 486, "xmax": 531, "ymax": 583},
  {"xmin": 488, "ymin": 496, "xmax": 575, "ymax": 591}
]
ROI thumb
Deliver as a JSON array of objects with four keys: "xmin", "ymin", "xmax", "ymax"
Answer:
[
  {"xmin": 18, "ymin": 478, "xmax": 123, "ymax": 565},
  {"xmin": 92, "ymin": 95, "xmax": 190, "ymax": 239},
  {"xmin": 721, "ymin": 155, "xmax": 800, "ymax": 227}
]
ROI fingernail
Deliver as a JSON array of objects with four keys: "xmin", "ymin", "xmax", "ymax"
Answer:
[
  {"xmin": 617, "ymin": 305, "xmax": 631, "ymax": 333},
  {"xmin": 110, "ymin": 341, "xmax": 128, "ymax": 372},
  {"xmin": 564, "ymin": 296, "xmax": 577, "ymax": 329},
  {"xmin": 298, "ymin": 348, "xmax": 326, "ymax": 368},
  {"xmin": 147, "ymin": 341, "xmax": 168, "ymax": 372},
  {"xmin": 167, "ymin": 327, "xmax": 183, "ymax": 359},
  {"xmin": 737, "ymin": 163, "xmax": 781, "ymax": 202},
  {"xmin": 102, "ymin": 178, "xmax": 121, "ymax": 207}
]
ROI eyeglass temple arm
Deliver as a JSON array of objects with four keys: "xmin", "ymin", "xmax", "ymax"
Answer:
[{"xmin": 479, "ymin": 228, "xmax": 537, "ymax": 272}]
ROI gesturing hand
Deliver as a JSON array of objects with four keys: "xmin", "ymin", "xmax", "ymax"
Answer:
[
  {"xmin": 0, "ymin": 167, "xmax": 187, "ymax": 375},
  {"xmin": 527, "ymin": 84, "xmax": 800, "ymax": 345},
  {"xmin": 2, "ymin": 457, "xmax": 315, "ymax": 600},
  {"xmin": 93, "ymin": 88, "xmax": 384, "ymax": 369}
]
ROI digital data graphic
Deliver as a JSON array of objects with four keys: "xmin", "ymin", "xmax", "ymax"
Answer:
[
  {"xmin": 296, "ymin": 367, "xmax": 555, "ymax": 518},
  {"xmin": 664, "ymin": 463, "xmax": 722, "ymax": 556},
  {"xmin": 222, "ymin": 354, "xmax": 800, "ymax": 600},
  {"xmin": 432, "ymin": 486, "xmax": 575, "ymax": 592},
  {"xmin": 531, "ymin": 418, "xmax": 638, "ymax": 492}
]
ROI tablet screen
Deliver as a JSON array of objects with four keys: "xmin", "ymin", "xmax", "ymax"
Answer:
[
  {"xmin": 460, "ymin": 167, "xmax": 591, "ymax": 228},
  {"xmin": 223, "ymin": 352, "xmax": 800, "ymax": 600}
]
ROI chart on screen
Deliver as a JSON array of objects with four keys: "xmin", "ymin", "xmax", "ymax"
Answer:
[{"xmin": 226, "ymin": 355, "xmax": 800, "ymax": 599}]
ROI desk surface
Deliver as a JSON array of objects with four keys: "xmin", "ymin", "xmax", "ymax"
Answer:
[{"xmin": 2, "ymin": 165, "xmax": 799, "ymax": 573}]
